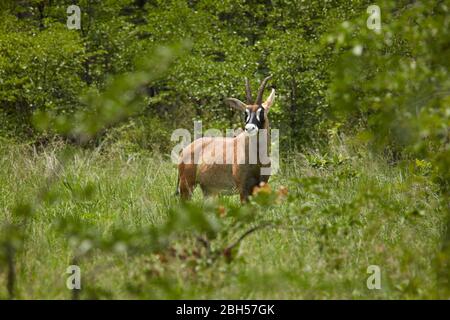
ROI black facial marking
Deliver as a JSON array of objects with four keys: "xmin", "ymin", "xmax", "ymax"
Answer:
[{"xmin": 244, "ymin": 107, "xmax": 265, "ymax": 129}]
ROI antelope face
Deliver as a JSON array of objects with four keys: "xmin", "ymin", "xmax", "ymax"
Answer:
[
  {"xmin": 244, "ymin": 105, "xmax": 265, "ymax": 136},
  {"xmin": 225, "ymin": 76, "xmax": 276, "ymax": 136}
]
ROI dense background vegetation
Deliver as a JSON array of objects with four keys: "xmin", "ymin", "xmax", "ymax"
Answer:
[{"xmin": 0, "ymin": 0, "xmax": 449, "ymax": 299}]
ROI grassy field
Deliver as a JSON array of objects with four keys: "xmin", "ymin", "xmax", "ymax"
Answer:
[{"xmin": 0, "ymin": 139, "xmax": 447, "ymax": 299}]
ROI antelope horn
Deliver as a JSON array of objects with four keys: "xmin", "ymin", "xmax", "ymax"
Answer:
[
  {"xmin": 255, "ymin": 75, "xmax": 273, "ymax": 105},
  {"xmin": 245, "ymin": 77, "xmax": 253, "ymax": 104}
]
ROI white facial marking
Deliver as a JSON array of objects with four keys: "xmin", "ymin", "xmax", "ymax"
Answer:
[
  {"xmin": 256, "ymin": 108, "xmax": 262, "ymax": 122},
  {"xmin": 245, "ymin": 123, "xmax": 258, "ymax": 136},
  {"xmin": 245, "ymin": 109, "xmax": 250, "ymax": 123}
]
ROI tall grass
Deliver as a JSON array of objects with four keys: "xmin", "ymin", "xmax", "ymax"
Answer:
[{"xmin": 0, "ymin": 140, "xmax": 446, "ymax": 299}]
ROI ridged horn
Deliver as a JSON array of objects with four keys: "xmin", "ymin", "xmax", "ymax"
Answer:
[
  {"xmin": 255, "ymin": 75, "xmax": 272, "ymax": 105},
  {"xmin": 245, "ymin": 77, "xmax": 253, "ymax": 104}
]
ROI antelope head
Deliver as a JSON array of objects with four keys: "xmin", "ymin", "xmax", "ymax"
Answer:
[{"xmin": 225, "ymin": 75, "xmax": 275, "ymax": 136}]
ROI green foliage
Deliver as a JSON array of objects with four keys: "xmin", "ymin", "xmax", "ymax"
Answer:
[
  {"xmin": 0, "ymin": 142, "xmax": 446, "ymax": 299},
  {"xmin": 0, "ymin": 13, "xmax": 86, "ymax": 136},
  {"xmin": 0, "ymin": 0, "xmax": 373, "ymax": 144},
  {"xmin": 33, "ymin": 43, "xmax": 187, "ymax": 141},
  {"xmin": 103, "ymin": 116, "xmax": 174, "ymax": 155},
  {"xmin": 325, "ymin": 1, "xmax": 449, "ymax": 162},
  {"xmin": 0, "ymin": 0, "xmax": 449, "ymax": 299},
  {"xmin": 321, "ymin": 1, "xmax": 450, "ymax": 291}
]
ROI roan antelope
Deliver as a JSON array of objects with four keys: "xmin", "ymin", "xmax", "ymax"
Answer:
[{"xmin": 176, "ymin": 76, "xmax": 275, "ymax": 203}]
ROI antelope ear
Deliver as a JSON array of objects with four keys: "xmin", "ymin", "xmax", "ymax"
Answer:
[
  {"xmin": 225, "ymin": 98, "xmax": 247, "ymax": 112},
  {"xmin": 262, "ymin": 89, "xmax": 275, "ymax": 110}
]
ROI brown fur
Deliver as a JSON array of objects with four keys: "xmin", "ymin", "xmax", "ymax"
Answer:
[{"xmin": 177, "ymin": 78, "xmax": 275, "ymax": 203}]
